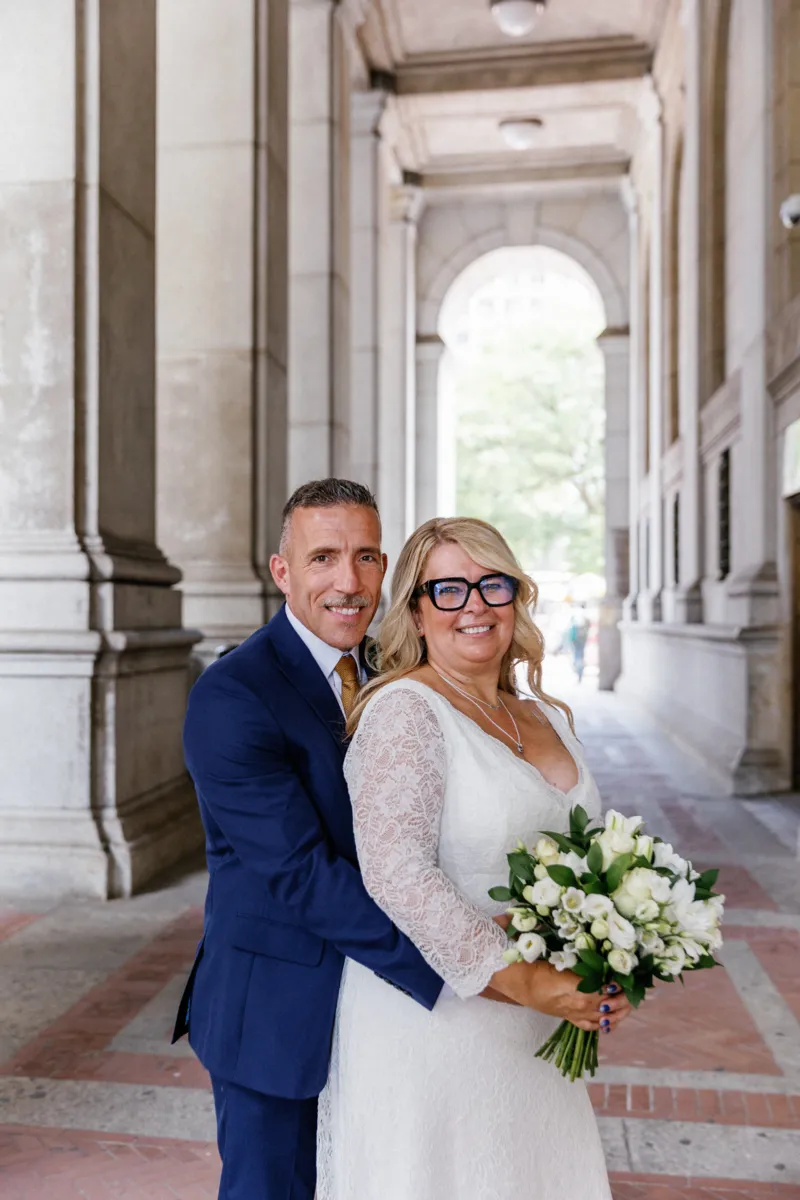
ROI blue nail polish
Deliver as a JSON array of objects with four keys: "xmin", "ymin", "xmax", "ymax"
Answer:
[
  {"xmin": 606, "ymin": 984, "xmax": 619, "ymax": 994},
  {"xmin": 600, "ymin": 1004, "xmax": 611, "ymax": 1013},
  {"xmin": 602, "ymin": 1025, "xmax": 612, "ymax": 1033},
  {"xmin": 600, "ymin": 1017, "xmax": 610, "ymax": 1027}
]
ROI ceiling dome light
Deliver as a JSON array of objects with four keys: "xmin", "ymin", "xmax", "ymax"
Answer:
[
  {"xmin": 490, "ymin": 0, "xmax": 545, "ymax": 38},
  {"xmin": 499, "ymin": 117, "xmax": 544, "ymax": 149}
]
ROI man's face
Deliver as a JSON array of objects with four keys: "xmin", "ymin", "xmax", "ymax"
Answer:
[{"xmin": 270, "ymin": 505, "xmax": 387, "ymax": 651}]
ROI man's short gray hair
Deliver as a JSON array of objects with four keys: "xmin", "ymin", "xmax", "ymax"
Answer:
[{"xmin": 279, "ymin": 478, "xmax": 380, "ymax": 554}]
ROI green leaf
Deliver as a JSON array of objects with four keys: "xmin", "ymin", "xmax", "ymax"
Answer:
[
  {"xmin": 547, "ymin": 864, "xmax": 578, "ymax": 888},
  {"xmin": 570, "ymin": 805, "xmax": 590, "ymax": 838},
  {"xmin": 586, "ymin": 841, "xmax": 604, "ymax": 876},
  {"xmin": 507, "ymin": 851, "xmax": 536, "ymax": 884},
  {"xmin": 692, "ymin": 954, "xmax": 717, "ymax": 970},
  {"xmin": 572, "ymin": 962, "xmax": 596, "ymax": 979},
  {"xmin": 540, "ymin": 830, "xmax": 586, "ymax": 857},
  {"xmin": 611, "ymin": 971, "xmax": 635, "ymax": 992},
  {"xmin": 488, "ymin": 886, "xmax": 513, "ymax": 902},
  {"xmin": 606, "ymin": 852, "xmax": 635, "ymax": 893},
  {"xmin": 696, "ymin": 868, "xmax": 719, "ymax": 890},
  {"xmin": 578, "ymin": 947, "xmax": 605, "ymax": 972},
  {"xmin": 576, "ymin": 977, "xmax": 603, "ymax": 995}
]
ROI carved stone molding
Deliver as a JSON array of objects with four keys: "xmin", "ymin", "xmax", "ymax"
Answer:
[{"xmin": 699, "ymin": 371, "xmax": 742, "ymax": 462}]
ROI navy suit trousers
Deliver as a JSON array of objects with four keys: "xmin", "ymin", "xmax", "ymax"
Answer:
[{"xmin": 211, "ymin": 1076, "xmax": 317, "ymax": 1200}]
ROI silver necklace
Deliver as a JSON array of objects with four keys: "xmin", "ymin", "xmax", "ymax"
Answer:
[{"xmin": 433, "ymin": 668, "xmax": 525, "ymax": 756}]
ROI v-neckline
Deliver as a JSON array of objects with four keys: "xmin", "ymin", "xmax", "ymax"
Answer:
[{"xmin": 393, "ymin": 679, "xmax": 583, "ymax": 802}]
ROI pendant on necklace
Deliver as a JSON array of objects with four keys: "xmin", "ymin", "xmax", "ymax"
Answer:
[{"xmin": 516, "ymin": 743, "xmax": 524, "ymax": 755}]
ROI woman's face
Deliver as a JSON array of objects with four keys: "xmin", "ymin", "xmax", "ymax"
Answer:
[{"xmin": 413, "ymin": 542, "xmax": 517, "ymax": 677}]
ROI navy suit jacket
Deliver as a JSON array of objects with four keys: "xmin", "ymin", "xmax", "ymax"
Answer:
[{"xmin": 173, "ymin": 605, "xmax": 444, "ymax": 1099}]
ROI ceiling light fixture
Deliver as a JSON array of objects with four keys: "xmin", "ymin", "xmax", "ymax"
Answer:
[
  {"xmin": 499, "ymin": 117, "xmax": 544, "ymax": 149},
  {"xmin": 490, "ymin": 0, "xmax": 545, "ymax": 38}
]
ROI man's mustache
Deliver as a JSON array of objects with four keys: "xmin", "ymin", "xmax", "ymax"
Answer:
[{"xmin": 321, "ymin": 596, "xmax": 371, "ymax": 610}]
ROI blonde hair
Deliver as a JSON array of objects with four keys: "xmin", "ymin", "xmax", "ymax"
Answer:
[{"xmin": 348, "ymin": 516, "xmax": 574, "ymax": 733}]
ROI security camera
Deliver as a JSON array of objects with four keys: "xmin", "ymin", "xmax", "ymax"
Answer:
[{"xmin": 780, "ymin": 195, "xmax": 800, "ymax": 229}]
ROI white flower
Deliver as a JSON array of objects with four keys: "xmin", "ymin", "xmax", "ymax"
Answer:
[
  {"xmin": 522, "ymin": 885, "xmax": 536, "ymax": 904},
  {"xmin": 559, "ymin": 850, "xmax": 588, "ymax": 878},
  {"xmin": 613, "ymin": 868, "xmax": 672, "ymax": 918},
  {"xmin": 561, "ymin": 887, "xmax": 586, "ymax": 915},
  {"xmin": 517, "ymin": 932, "xmax": 547, "ymax": 963},
  {"xmin": 534, "ymin": 836, "xmax": 560, "ymax": 864},
  {"xmin": 634, "ymin": 899, "xmax": 660, "ymax": 923},
  {"xmin": 550, "ymin": 948, "xmax": 579, "ymax": 972},
  {"xmin": 606, "ymin": 907, "xmax": 637, "ymax": 950},
  {"xmin": 530, "ymin": 877, "xmax": 563, "ymax": 908},
  {"xmin": 503, "ymin": 945, "xmax": 523, "ymax": 964},
  {"xmin": 583, "ymin": 894, "xmax": 614, "ymax": 921},
  {"xmin": 608, "ymin": 948, "xmax": 637, "ymax": 975},
  {"xmin": 704, "ymin": 927, "xmax": 723, "ymax": 952},
  {"xmin": 590, "ymin": 918, "xmax": 610, "ymax": 940},
  {"xmin": 510, "ymin": 910, "xmax": 539, "ymax": 933},
  {"xmin": 573, "ymin": 931, "xmax": 596, "ymax": 952},
  {"xmin": 653, "ymin": 841, "xmax": 689, "ymax": 877},
  {"xmin": 635, "ymin": 834, "xmax": 655, "ymax": 862},
  {"xmin": 638, "ymin": 928, "xmax": 665, "ymax": 956},
  {"xmin": 533, "ymin": 863, "xmax": 549, "ymax": 881},
  {"xmin": 674, "ymin": 936, "xmax": 705, "ymax": 965},
  {"xmin": 605, "ymin": 810, "xmax": 645, "ymax": 837},
  {"xmin": 656, "ymin": 944, "xmax": 686, "ymax": 976},
  {"xmin": 553, "ymin": 911, "xmax": 581, "ymax": 938}
]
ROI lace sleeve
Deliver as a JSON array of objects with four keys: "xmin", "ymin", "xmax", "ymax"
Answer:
[{"xmin": 344, "ymin": 685, "xmax": 508, "ymax": 999}]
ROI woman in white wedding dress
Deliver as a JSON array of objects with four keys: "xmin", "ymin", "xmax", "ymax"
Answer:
[{"xmin": 317, "ymin": 517, "xmax": 631, "ymax": 1200}]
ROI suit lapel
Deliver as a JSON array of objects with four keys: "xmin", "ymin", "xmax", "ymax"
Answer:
[{"xmin": 270, "ymin": 607, "xmax": 347, "ymax": 753}]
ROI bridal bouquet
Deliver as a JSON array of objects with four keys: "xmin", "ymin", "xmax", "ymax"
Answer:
[{"xmin": 489, "ymin": 806, "xmax": 725, "ymax": 1082}]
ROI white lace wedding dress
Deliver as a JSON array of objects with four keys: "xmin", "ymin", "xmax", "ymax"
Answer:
[{"xmin": 317, "ymin": 680, "xmax": 612, "ymax": 1200}]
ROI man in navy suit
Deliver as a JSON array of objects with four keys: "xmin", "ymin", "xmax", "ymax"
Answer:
[{"xmin": 173, "ymin": 478, "xmax": 443, "ymax": 1199}]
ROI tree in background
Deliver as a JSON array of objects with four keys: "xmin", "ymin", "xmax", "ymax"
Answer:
[{"xmin": 455, "ymin": 276, "xmax": 605, "ymax": 578}]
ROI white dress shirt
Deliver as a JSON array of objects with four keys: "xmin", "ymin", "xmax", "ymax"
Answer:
[{"xmin": 285, "ymin": 604, "xmax": 365, "ymax": 714}]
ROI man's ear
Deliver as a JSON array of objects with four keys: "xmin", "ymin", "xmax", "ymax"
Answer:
[{"xmin": 270, "ymin": 554, "xmax": 290, "ymax": 597}]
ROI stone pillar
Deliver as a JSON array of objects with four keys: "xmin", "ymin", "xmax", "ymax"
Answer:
[
  {"xmin": 0, "ymin": 2, "xmax": 200, "ymax": 898},
  {"xmin": 641, "ymin": 86, "xmax": 666, "ymax": 623},
  {"xmin": 674, "ymin": 0, "xmax": 705, "ymax": 623},
  {"xmin": 622, "ymin": 182, "xmax": 642, "ymax": 622},
  {"xmin": 597, "ymin": 330, "xmax": 631, "ymax": 688},
  {"xmin": 350, "ymin": 88, "xmax": 390, "ymax": 491},
  {"xmin": 726, "ymin": 0, "xmax": 779, "ymax": 627},
  {"xmin": 378, "ymin": 182, "xmax": 422, "ymax": 576},
  {"xmin": 157, "ymin": 0, "xmax": 289, "ymax": 662},
  {"xmin": 288, "ymin": 0, "xmax": 351, "ymax": 487},
  {"xmin": 415, "ymin": 336, "xmax": 447, "ymax": 526}
]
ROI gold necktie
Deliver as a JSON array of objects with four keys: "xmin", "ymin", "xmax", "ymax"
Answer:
[{"xmin": 334, "ymin": 654, "xmax": 361, "ymax": 718}]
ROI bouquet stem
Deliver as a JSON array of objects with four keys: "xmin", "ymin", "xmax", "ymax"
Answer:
[{"xmin": 536, "ymin": 1020, "xmax": 599, "ymax": 1082}]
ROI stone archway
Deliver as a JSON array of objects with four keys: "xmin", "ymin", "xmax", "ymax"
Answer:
[{"xmin": 413, "ymin": 195, "xmax": 631, "ymax": 687}]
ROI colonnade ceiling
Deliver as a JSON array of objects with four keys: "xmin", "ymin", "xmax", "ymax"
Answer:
[{"xmin": 358, "ymin": 0, "xmax": 669, "ymax": 191}]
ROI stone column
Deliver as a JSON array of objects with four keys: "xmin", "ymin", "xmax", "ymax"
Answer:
[
  {"xmin": 349, "ymin": 88, "xmax": 390, "ymax": 491},
  {"xmin": 288, "ymin": 0, "xmax": 352, "ymax": 487},
  {"xmin": 0, "ymin": 2, "xmax": 200, "ymax": 898},
  {"xmin": 597, "ymin": 330, "xmax": 631, "ymax": 688},
  {"xmin": 622, "ymin": 181, "xmax": 642, "ymax": 622},
  {"xmin": 415, "ymin": 336, "xmax": 447, "ymax": 526},
  {"xmin": 641, "ymin": 86, "xmax": 666, "ymax": 623},
  {"xmin": 157, "ymin": 0, "xmax": 289, "ymax": 662},
  {"xmin": 674, "ymin": 0, "xmax": 704, "ymax": 623},
  {"xmin": 378, "ymin": 182, "xmax": 422, "ymax": 576}
]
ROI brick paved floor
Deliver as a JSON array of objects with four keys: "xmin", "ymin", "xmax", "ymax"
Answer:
[{"xmin": 0, "ymin": 660, "xmax": 798, "ymax": 1198}]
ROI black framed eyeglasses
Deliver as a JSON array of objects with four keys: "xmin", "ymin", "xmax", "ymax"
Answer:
[{"xmin": 413, "ymin": 573, "xmax": 518, "ymax": 612}]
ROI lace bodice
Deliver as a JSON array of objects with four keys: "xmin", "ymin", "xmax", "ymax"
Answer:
[{"xmin": 344, "ymin": 679, "xmax": 601, "ymax": 1000}]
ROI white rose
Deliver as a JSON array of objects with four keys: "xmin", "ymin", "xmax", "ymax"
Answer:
[
  {"xmin": 607, "ymin": 907, "xmax": 637, "ymax": 950},
  {"xmin": 510, "ymin": 910, "xmax": 538, "ymax": 933},
  {"xmin": 583, "ymin": 894, "xmax": 614, "ymax": 921},
  {"xmin": 536, "ymin": 905, "xmax": 551, "ymax": 917},
  {"xmin": 614, "ymin": 868, "xmax": 671, "ymax": 918},
  {"xmin": 530, "ymin": 877, "xmax": 563, "ymax": 908},
  {"xmin": 653, "ymin": 841, "xmax": 689, "ymax": 877},
  {"xmin": 656, "ymin": 944, "xmax": 686, "ymax": 976},
  {"xmin": 573, "ymin": 931, "xmax": 596, "ymax": 952},
  {"xmin": 634, "ymin": 899, "xmax": 660, "ymax": 923},
  {"xmin": 590, "ymin": 918, "xmax": 610, "ymax": 940},
  {"xmin": 517, "ymin": 932, "xmax": 547, "ymax": 963},
  {"xmin": 534, "ymin": 836, "xmax": 560, "ymax": 864},
  {"xmin": 503, "ymin": 945, "xmax": 522, "ymax": 964},
  {"xmin": 560, "ymin": 887, "xmax": 586, "ymax": 915},
  {"xmin": 522, "ymin": 885, "xmax": 536, "ymax": 904},
  {"xmin": 635, "ymin": 834, "xmax": 655, "ymax": 862},
  {"xmin": 533, "ymin": 863, "xmax": 549, "ymax": 881},
  {"xmin": 550, "ymin": 948, "xmax": 578, "ymax": 972},
  {"xmin": 607, "ymin": 948, "xmax": 637, "ymax": 975}
]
